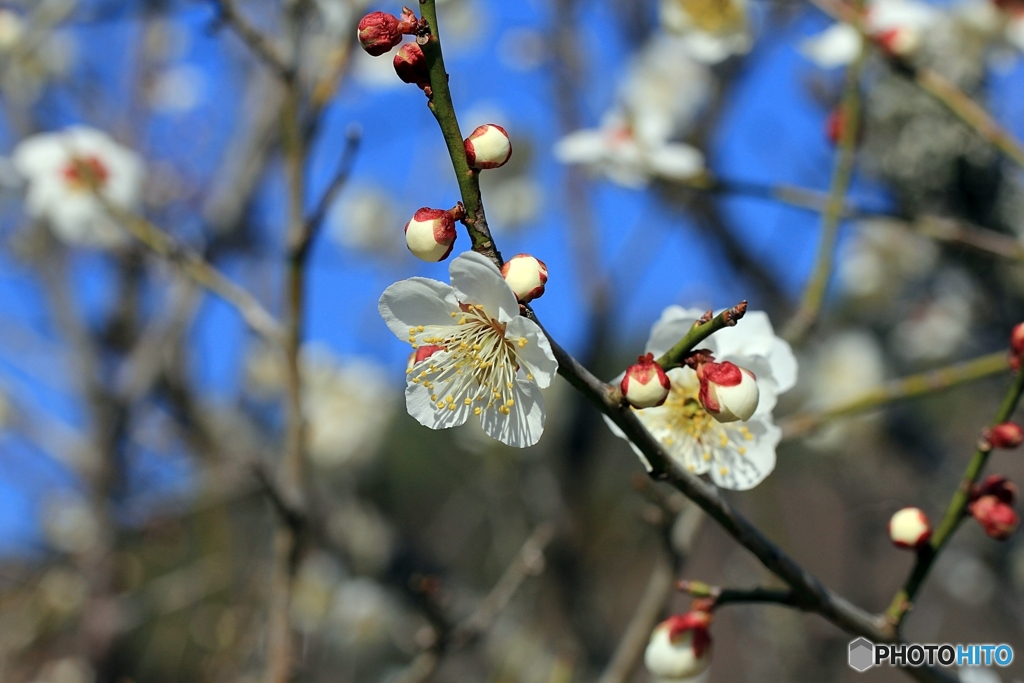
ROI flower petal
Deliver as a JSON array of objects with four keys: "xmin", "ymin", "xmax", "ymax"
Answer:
[
  {"xmin": 505, "ymin": 316, "xmax": 558, "ymax": 389},
  {"xmin": 479, "ymin": 377, "xmax": 546, "ymax": 447},
  {"xmin": 708, "ymin": 419, "xmax": 778, "ymax": 490},
  {"xmin": 449, "ymin": 251, "xmax": 520, "ymax": 323},
  {"xmin": 378, "ymin": 277, "xmax": 459, "ymax": 342},
  {"xmin": 800, "ymin": 23, "xmax": 861, "ymax": 68},
  {"xmin": 405, "ymin": 379, "xmax": 474, "ymax": 431},
  {"xmin": 644, "ymin": 306, "xmax": 707, "ymax": 358},
  {"xmin": 647, "ymin": 143, "xmax": 705, "ymax": 180}
]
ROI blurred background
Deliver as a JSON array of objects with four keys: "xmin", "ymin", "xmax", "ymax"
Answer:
[{"xmin": 1, "ymin": 0, "xmax": 1024, "ymax": 681}]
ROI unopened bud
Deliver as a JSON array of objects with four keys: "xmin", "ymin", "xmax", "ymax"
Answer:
[
  {"xmin": 1011, "ymin": 322, "xmax": 1024, "ymax": 356},
  {"xmin": 464, "ymin": 124, "xmax": 512, "ymax": 170},
  {"xmin": 888, "ymin": 507, "xmax": 931, "ymax": 549},
  {"xmin": 875, "ymin": 26, "xmax": 922, "ymax": 58},
  {"xmin": 500, "ymin": 253, "xmax": 547, "ymax": 303},
  {"xmin": 407, "ymin": 344, "xmax": 442, "ymax": 372},
  {"xmin": 825, "ymin": 107, "xmax": 845, "ymax": 145},
  {"xmin": 970, "ymin": 495, "xmax": 1019, "ymax": 540},
  {"xmin": 972, "ymin": 475, "xmax": 1017, "ymax": 505},
  {"xmin": 404, "ymin": 208, "xmax": 457, "ymax": 262},
  {"xmin": 644, "ymin": 611, "xmax": 712, "ymax": 681},
  {"xmin": 697, "ymin": 361, "xmax": 759, "ymax": 423},
  {"xmin": 621, "ymin": 353, "xmax": 671, "ymax": 409},
  {"xmin": 985, "ymin": 422, "xmax": 1024, "ymax": 450},
  {"xmin": 394, "ymin": 42, "xmax": 430, "ymax": 87},
  {"xmin": 357, "ymin": 11, "xmax": 403, "ymax": 56}
]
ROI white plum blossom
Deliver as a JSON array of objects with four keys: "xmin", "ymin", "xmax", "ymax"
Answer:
[
  {"xmin": 606, "ymin": 306, "xmax": 796, "ymax": 490},
  {"xmin": 800, "ymin": 0, "xmax": 939, "ymax": 68},
  {"xmin": 555, "ymin": 36, "xmax": 710, "ymax": 188},
  {"xmin": 660, "ymin": 0, "xmax": 752, "ymax": 63},
  {"xmin": 378, "ymin": 251, "xmax": 558, "ymax": 448},
  {"xmin": 555, "ymin": 112, "xmax": 705, "ymax": 188},
  {"xmin": 12, "ymin": 126, "xmax": 144, "ymax": 248}
]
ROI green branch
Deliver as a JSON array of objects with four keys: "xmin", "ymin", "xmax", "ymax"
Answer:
[
  {"xmin": 654, "ymin": 302, "xmax": 748, "ymax": 370},
  {"xmin": 418, "ymin": 0, "xmax": 502, "ymax": 267},
  {"xmin": 884, "ymin": 365, "xmax": 1024, "ymax": 627},
  {"xmin": 781, "ymin": 352, "xmax": 1010, "ymax": 439}
]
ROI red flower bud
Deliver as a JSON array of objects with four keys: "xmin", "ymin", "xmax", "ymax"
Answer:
[
  {"xmin": 986, "ymin": 422, "xmax": 1024, "ymax": 450},
  {"xmin": 825, "ymin": 107, "xmax": 845, "ymax": 145},
  {"xmin": 393, "ymin": 42, "xmax": 430, "ymax": 87},
  {"xmin": 621, "ymin": 353, "xmax": 671, "ymax": 409},
  {"xmin": 357, "ymin": 11, "xmax": 403, "ymax": 56},
  {"xmin": 972, "ymin": 475, "xmax": 1017, "ymax": 505},
  {"xmin": 970, "ymin": 495, "xmax": 1019, "ymax": 540},
  {"xmin": 1011, "ymin": 322, "xmax": 1024, "ymax": 356}
]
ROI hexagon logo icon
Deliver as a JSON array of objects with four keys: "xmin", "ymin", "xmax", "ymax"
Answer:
[{"xmin": 849, "ymin": 638, "xmax": 874, "ymax": 672}]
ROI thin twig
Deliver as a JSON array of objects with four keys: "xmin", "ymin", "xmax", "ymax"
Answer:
[
  {"xmin": 101, "ymin": 199, "xmax": 285, "ymax": 345},
  {"xmin": 301, "ymin": 126, "xmax": 362, "ymax": 252},
  {"xmin": 780, "ymin": 351, "xmax": 1011, "ymax": 440},
  {"xmin": 885, "ymin": 366, "xmax": 1024, "ymax": 627},
  {"xmin": 209, "ymin": 0, "xmax": 294, "ymax": 82},
  {"xmin": 655, "ymin": 302, "xmax": 748, "ymax": 370},
  {"xmin": 784, "ymin": 33, "xmax": 866, "ymax": 344}
]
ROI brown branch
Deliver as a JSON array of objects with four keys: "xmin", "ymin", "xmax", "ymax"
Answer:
[{"xmin": 210, "ymin": 0, "xmax": 294, "ymax": 82}]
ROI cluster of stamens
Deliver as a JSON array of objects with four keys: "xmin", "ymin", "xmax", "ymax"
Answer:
[
  {"xmin": 658, "ymin": 381, "xmax": 754, "ymax": 478},
  {"xmin": 405, "ymin": 304, "xmax": 531, "ymax": 418}
]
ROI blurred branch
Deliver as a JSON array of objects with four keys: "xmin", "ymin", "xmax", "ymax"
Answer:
[
  {"xmin": 783, "ymin": 36, "xmax": 866, "ymax": 344},
  {"xmin": 808, "ymin": 0, "xmax": 1024, "ymax": 169},
  {"xmin": 209, "ymin": 0, "xmax": 294, "ymax": 82},
  {"xmin": 597, "ymin": 500, "xmax": 703, "ymax": 683},
  {"xmin": 885, "ymin": 365, "xmax": 1024, "ymax": 627},
  {"xmin": 780, "ymin": 351, "xmax": 1011, "ymax": 440},
  {"xmin": 101, "ymin": 199, "xmax": 285, "ymax": 345},
  {"xmin": 301, "ymin": 126, "xmax": 362, "ymax": 253},
  {"xmin": 393, "ymin": 522, "xmax": 557, "ymax": 683}
]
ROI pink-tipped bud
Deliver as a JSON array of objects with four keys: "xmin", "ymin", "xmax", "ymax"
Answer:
[
  {"xmin": 500, "ymin": 253, "xmax": 548, "ymax": 303},
  {"xmin": 1011, "ymin": 322, "xmax": 1024, "ymax": 356},
  {"xmin": 407, "ymin": 344, "xmax": 443, "ymax": 372},
  {"xmin": 986, "ymin": 422, "xmax": 1024, "ymax": 449},
  {"xmin": 825, "ymin": 108, "xmax": 843, "ymax": 145},
  {"xmin": 875, "ymin": 26, "xmax": 922, "ymax": 58},
  {"xmin": 888, "ymin": 507, "xmax": 931, "ymax": 549},
  {"xmin": 970, "ymin": 495, "xmax": 1019, "ymax": 540},
  {"xmin": 697, "ymin": 361, "xmax": 759, "ymax": 423},
  {"xmin": 621, "ymin": 353, "xmax": 671, "ymax": 409},
  {"xmin": 358, "ymin": 8, "xmax": 418, "ymax": 56},
  {"xmin": 464, "ymin": 124, "xmax": 512, "ymax": 170},
  {"xmin": 394, "ymin": 42, "xmax": 429, "ymax": 87},
  {"xmin": 404, "ymin": 208, "xmax": 457, "ymax": 262},
  {"xmin": 973, "ymin": 475, "xmax": 1017, "ymax": 505},
  {"xmin": 644, "ymin": 611, "xmax": 712, "ymax": 681}
]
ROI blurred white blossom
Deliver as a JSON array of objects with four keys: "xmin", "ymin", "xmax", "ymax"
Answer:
[
  {"xmin": 660, "ymin": 0, "xmax": 752, "ymax": 63},
  {"xmin": 12, "ymin": 127, "xmax": 144, "ymax": 248}
]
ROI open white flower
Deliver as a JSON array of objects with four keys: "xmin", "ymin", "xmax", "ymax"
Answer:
[
  {"xmin": 660, "ymin": 0, "xmax": 752, "ymax": 63},
  {"xmin": 12, "ymin": 126, "xmax": 144, "ymax": 248},
  {"xmin": 606, "ymin": 306, "xmax": 796, "ymax": 490},
  {"xmin": 555, "ymin": 36, "xmax": 709, "ymax": 188},
  {"xmin": 800, "ymin": 0, "xmax": 938, "ymax": 68},
  {"xmin": 555, "ymin": 112, "xmax": 705, "ymax": 188},
  {"xmin": 378, "ymin": 251, "xmax": 558, "ymax": 448}
]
